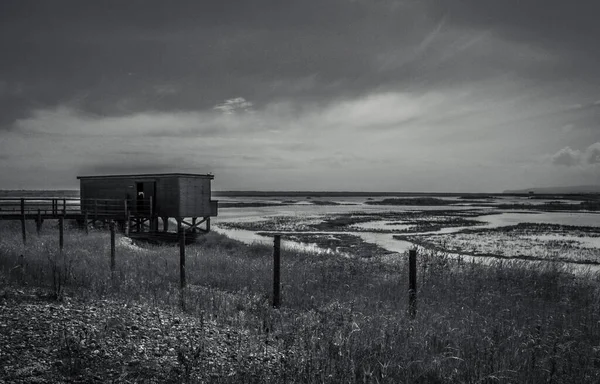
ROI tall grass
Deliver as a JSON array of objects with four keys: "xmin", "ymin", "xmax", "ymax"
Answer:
[{"xmin": 2, "ymin": 220, "xmax": 600, "ymax": 382}]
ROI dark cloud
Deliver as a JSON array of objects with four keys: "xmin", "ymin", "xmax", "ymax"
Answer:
[
  {"xmin": 428, "ymin": 1, "xmax": 600, "ymax": 77},
  {"xmin": 1, "ymin": 0, "xmax": 598, "ymax": 138},
  {"xmin": 0, "ymin": 0, "xmax": 444, "ymax": 126}
]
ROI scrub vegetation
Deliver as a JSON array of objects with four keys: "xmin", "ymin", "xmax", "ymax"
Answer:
[{"xmin": 1, "ymin": 220, "xmax": 600, "ymax": 383}]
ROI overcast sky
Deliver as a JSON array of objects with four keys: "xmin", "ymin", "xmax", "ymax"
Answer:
[{"xmin": 1, "ymin": 0, "xmax": 599, "ymax": 192}]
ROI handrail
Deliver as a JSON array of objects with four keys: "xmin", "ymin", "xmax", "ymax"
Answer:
[{"xmin": 0, "ymin": 197, "xmax": 154, "ymax": 217}]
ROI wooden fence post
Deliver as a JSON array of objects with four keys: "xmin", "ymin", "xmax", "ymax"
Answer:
[
  {"xmin": 273, "ymin": 235, "xmax": 281, "ymax": 308},
  {"xmin": 84, "ymin": 211, "xmax": 89, "ymax": 234},
  {"xmin": 62, "ymin": 199, "xmax": 66, "ymax": 216},
  {"xmin": 409, "ymin": 249, "xmax": 417, "ymax": 318},
  {"xmin": 179, "ymin": 219, "xmax": 186, "ymax": 289},
  {"xmin": 20, "ymin": 198, "xmax": 26, "ymax": 245},
  {"xmin": 125, "ymin": 210, "xmax": 130, "ymax": 236},
  {"xmin": 36, "ymin": 209, "xmax": 42, "ymax": 235},
  {"xmin": 59, "ymin": 217, "xmax": 64, "ymax": 251},
  {"xmin": 94, "ymin": 200, "xmax": 98, "ymax": 223},
  {"xmin": 110, "ymin": 221, "xmax": 116, "ymax": 271}
]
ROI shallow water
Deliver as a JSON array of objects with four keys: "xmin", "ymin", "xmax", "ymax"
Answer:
[
  {"xmin": 473, "ymin": 212, "xmax": 600, "ymax": 228},
  {"xmin": 350, "ymin": 220, "xmax": 414, "ymax": 231},
  {"xmin": 211, "ymin": 198, "xmax": 600, "ymax": 264}
]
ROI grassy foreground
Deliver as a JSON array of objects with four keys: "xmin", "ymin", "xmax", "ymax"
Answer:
[{"xmin": 1, "ymin": 221, "xmax": 600, "ymax": 383}]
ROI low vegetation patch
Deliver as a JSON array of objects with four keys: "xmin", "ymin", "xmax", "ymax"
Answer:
[
  {"xmin": 402, "ymin": 223, "xmax": 600, "ymax": 264},
  {"xmin": 365, "ymin": 197, "xmax": 457, "ymax": 206},
  {"xmin": 2, "ymin": 221, "xmax": 600, "ymax": 382}
]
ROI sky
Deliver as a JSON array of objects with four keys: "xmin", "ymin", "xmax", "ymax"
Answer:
[{"xmin": 0, "ymin": 0, "xmax": 599, "ymax": 192}]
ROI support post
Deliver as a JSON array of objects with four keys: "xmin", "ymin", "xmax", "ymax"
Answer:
[
  {"xmin": 62, "ymin": 199, "xmax": 66, "ymax": 216},
  {"xmin": 20, "ymin": 198, "xmax": 26, "ymax": 245},
  {"xmin": 59, "ymin": 217, "xmax": 64, "ymax": 251},
  {"xmin": 94, "ymin": 200, "xmax": 98, "ymax": 223},
  {"xmin": 36, "ymin": 209, "xmax": 42, "ymax": 235},
  {"xmin": 206, "ymin": 217, "xmax": 210, "ymax": 232},
  {"xmin": 125, "ymin": 210, "xmax": 130, "ymax": 236},
  {"xmin": 273, "ymin": 235, "xmax": 281, "ymax": 308},
  {"xmin": 409, "ymin": 249, "xmax": 417, "ymax": 318},
  {"xmin": 124, "ymin": 199, "xmax": 128, "ymax": 219},
  {"xmin": 84, "ymin": 211, "xmax": 89, "ymax": 234},
  {"xmin": 162, "ymin": 217, "xmax": 169, "ymax": 232},
  {"xmin": 179, "ymin": 219, "xmax": 186, "ymax": 289},
  {"xmin": 191, "ymin": 217, "xmax": 197, "ymax": 233},
  {"xmin": 110, "ymin": 221, "xmax": 116, "ymax": 272}
]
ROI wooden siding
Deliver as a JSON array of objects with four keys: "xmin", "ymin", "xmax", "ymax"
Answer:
[
  {"xmin": 155, "ymin": 177, "xmax": 179, "ymax": 217},
  {"xmin": 79, "ymin": 174, "xmax": 215, "ymax": 218},
  {"xmin": 178, "ymin": 177, "xmax": 211, "ymax": 217},
  {"xmin": 80, "ymin": 178, "xmax": 134, "ymax": 213}
]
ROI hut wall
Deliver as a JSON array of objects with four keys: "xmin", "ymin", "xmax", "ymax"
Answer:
[
  {"xmin": 155, "ymin": 177, "xmax": 180, "ymax": 217},
  {"xmin": 80, "ymin": 178, "xmax": 134, "ymax": 213},
  {"xmin": 178, "ymin": 177, "xmax": 211, "ymax": 217},
  {"xmin": 79, "ymin": 174, "xmax": 215, "ymax": 218}
]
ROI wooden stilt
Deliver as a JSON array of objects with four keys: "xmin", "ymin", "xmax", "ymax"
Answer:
[
  {"xmin": 178, "ymin": 219, "xmax": 186, "ymax": 289},
  {"xmin": 20, "ymin": 199, "xmax": 26, "ymax": 245},
  {"xmin": 36, "ymin": 209, "xmax": 42, "ymax": 235}
]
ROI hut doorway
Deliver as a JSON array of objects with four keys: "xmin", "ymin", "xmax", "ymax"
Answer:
[{"xmin": 136, "ymin": 181, "xmax": 156, "ymax": 215}]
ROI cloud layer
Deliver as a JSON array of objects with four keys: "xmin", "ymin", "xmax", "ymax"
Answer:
[
  {"xmin": 552, "ymin": 143, "xmax": 600, "ymax": 167},
  {"xmin": 1, "ymin": 0, "xmax": 599, "ymax": 190}
]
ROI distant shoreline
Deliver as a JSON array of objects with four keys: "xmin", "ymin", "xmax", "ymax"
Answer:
[{"xmin": 1, "ymin": 189, "xmax": 598, "ymax": 199}]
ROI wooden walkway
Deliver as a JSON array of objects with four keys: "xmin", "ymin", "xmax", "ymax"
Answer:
[
  {"xmin": 0, "ymin": 197, "xmax": 155, "ymax": 220},
  {"xmin": 0, "ymin": 197, "xmax": 209, "ymax": 242},
  {"xmin": 0, "ymin": 197, "xmax": 157, "ymax": 237}
]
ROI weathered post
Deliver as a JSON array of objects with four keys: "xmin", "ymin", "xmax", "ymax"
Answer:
[
  {"xmin": 20, "ymin": 198, "xmax": 26, "ymax": 244},
  {"xmin": 62, "ymin": 199, "xmax": 66, "ymax": 216},
  {"xmin": 94, "ymin": 200, "xmax": 98, "ymax": 224},
  {"xmin": 125, "ymin": 210, "xmax": 130, "ymax": 236},
  {"xmin": 409, "ymin": 249, "xmax": 417, "ymax": 318},
  {"xmin": 59, "ymin": 217, "xmax": 64, "ymax": 251},
  {"xmin": 36, "ymin": 209, "xmax": 42, "ymax": 235},
  {"xmin": 273, "ymin": 234, "xmax": 281, "ymax": 308},
  {"xmin": 84, "ymin": 211, "xmax": 89, "ymax": 234},
  {"xmin": 104, "ymin": 201, "xmax": 109, "ymax": 226},
  {"xmin": 179, "ymin": 219, "xmax": 186, "ymax": 289},
  {"xmin": 110, "ymin": 221, "xmax": 116, "ymax": 271}
]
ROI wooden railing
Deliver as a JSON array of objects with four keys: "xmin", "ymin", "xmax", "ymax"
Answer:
[{"xmin": 0, "ymin": 197, "xmax": 153, "ymax": 218}]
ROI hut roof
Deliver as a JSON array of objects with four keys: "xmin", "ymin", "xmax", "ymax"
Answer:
[{"xmin": 77, "ymin": 173, "xmax": 214, "ymax": 180}]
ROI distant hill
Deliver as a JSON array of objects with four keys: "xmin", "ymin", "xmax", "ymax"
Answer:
[{"xmin": 503, "ymin": 185, "xmax": 600, "ymax": 194}]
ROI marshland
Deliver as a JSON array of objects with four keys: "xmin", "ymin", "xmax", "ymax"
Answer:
[{"xmin": 2, "ymin": 192, "xmax": 600, "ymax": 383}]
